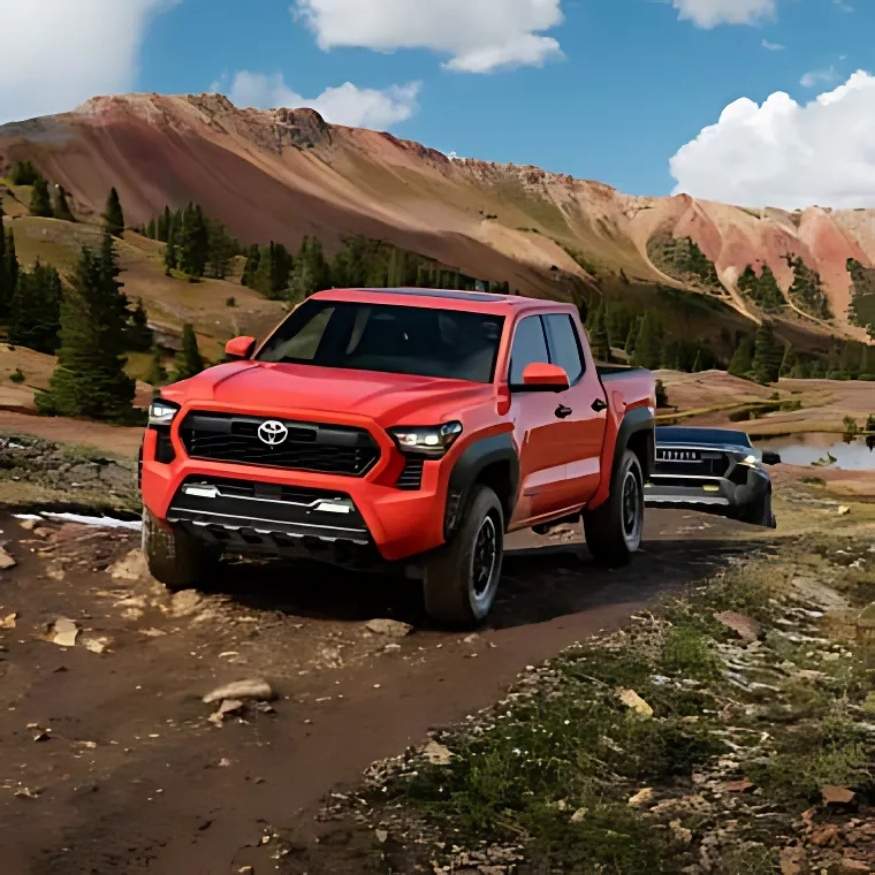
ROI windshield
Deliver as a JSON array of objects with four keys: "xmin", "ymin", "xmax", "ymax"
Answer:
[{"xmin": 257, "ymin": 300, "xmax": 504, "ymax": 383}]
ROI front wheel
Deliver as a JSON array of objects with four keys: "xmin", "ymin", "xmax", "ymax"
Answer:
[
  {"xmin": 142, "ymin": 509, "xmax": 220, "ymax": 591},
  {"xmin": 583, "ymin": 450, "xmax": 644, "ymax": 565},
  {"xmin": 422, "ymin": 485, "xmax": 504, "ymax": 627}
]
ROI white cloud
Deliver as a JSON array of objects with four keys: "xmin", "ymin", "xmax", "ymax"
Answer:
[
  {"xmin": 672, "ymin": 0, "xmax": 775, "ymax": 28},
  {"xmin": 292, "ymin": 0, "xmax": 564, "ymax": 73},
  {"xmin": 225, "ymin": 71, "xmax": 421, "ymax": 129},
  {"xmin": 0, "ymin": 0, "xmax": 176, "ymax": 124},
  {"xmin": 761, "ymin": 38, "xmax": 785, "ymax": 51},
  {"xmin": 800, "ymin": 66, "xmax": 838, "ymax": 88},
  {"xmin": 670, "ymin": 70, "xmax": 875, "ymax": 209}
]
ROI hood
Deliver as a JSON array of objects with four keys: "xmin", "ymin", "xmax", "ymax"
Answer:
[{"xmin": 162, "ymin": 361, "xmax": 497, "ymax": 426}]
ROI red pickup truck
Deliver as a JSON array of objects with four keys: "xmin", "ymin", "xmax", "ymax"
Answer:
[{"xmin": 140, "ymin": 288, "xmax": 655, "ymax": 626}]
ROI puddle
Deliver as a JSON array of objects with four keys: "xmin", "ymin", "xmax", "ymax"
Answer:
[
  {"xmin": 755, "ymin": 433, "xmax": 875, "ymax": 471},
  {"xmin": 15, "ymin": 512, "xmax": 142, "ymax": 531}
]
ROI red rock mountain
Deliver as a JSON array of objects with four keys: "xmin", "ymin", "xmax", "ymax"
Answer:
[{"xmin": 1, "ymin": 92, "xmax": 872, "ymax": 347}]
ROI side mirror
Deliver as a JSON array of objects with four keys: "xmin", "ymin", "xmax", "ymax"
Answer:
[
  {"xmin": 762, "ymin": 450, "xmax": 782, "ymax": 466},
  {"xmin": 517, "ymin": 362, "xmax": 570, "ymax": 392},
  {"xmin": 225, "ymin": 335, "xmax": 256, "ymax": 360}
]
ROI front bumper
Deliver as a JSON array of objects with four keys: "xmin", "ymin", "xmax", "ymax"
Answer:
[
  {"xmin": 644, "ymin": 464, "xmax": 771, "ymax": 517},
  {"xmin": 140, "ymin": 407, "xmax": 457, "ymax": 563}
]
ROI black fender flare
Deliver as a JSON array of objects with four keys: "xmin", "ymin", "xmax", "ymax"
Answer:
[
  {"xmin": 614, "ymin": 406, "xmax": 655, "ymax": 482},
  {"xmin": 445, "ymin": 432, "xmax": 519, "ymax": 538}
]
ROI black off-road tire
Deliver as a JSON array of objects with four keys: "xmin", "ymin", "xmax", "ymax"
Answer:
[
  {"xmin": 583, "ymin": 450, "xmax": 644, "ymax": 565},
  {"xmin": 142, "ymin": 509, "xmax": 220, "ymax": 592},
  {"xmin": 423, "ymin": 485, "xmax": 504, "ymax": 627},
  {"xmin": 737, "ymin": 488, "xmax": 776, "ymax": 529}
]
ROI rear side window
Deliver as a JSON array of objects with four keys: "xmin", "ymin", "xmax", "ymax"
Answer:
[
  {"xmin": 544, "ymin": 314, "xmax": 585, "ymax": 384},
  {"xmin": 509, "ymin": 316, "xmax": 549, "ymax": 384}
]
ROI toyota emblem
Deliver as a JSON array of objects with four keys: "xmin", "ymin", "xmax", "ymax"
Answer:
[{"xmin": 257, "ymin": 419, "xmax": 288, "ymax": 446}]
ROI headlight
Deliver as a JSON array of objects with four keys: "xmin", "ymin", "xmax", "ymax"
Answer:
[
  {"xmin": 148, "ymin": 399, "xmax": 179, "ymax": 427},
  {"xmin": 389, "ymin": 421, "xmax": 463, "ymax": 456},
  {"xmin": 741, "ymin": 453, "xmax": 760, "ymax": 467}
]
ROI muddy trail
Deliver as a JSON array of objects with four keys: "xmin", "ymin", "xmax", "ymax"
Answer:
[{"xmin": 0, "ymin": 509, "xmax": 764, "ymax": 874}]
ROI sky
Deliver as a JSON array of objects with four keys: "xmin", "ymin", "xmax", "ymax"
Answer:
[{"xmin": 2, "ymin": 0, "xmax": 875, "ymax": 208}]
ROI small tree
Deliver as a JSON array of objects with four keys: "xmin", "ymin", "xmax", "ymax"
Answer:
[
  {"xmin": 145, "ymin": 347, "xmax": 168, "ymax": 387},
  {"xmin": 10, "ymin": 160, "xmax": 39, "ymax": 185},
  {"xmin": 53, "ymin": 185, "xmax": 75, "ymax": 222},
  {"xmin": 125, "ymin": 298, "xmax": 153, "ymax": 351},
  {"xmin": 37, "ymin": 245, "xmax": 134, "ymax": 420},
  {"xmin": 10, "ymin": 260, "xmax": 62, "ymax": 353},
  {"xmin": 655, "ymin": 379, "xmax": 669, "ymax": 409},
  {"xmin": 29, "ymin": 176, "xmax": 53, "ymax": 217},
  {"xmin": 587, "ymin": 302, "xmax": 612, "ymax": 363},
  {"xmin": 173, "ymin": 324, "xmax": 204, "ymax": 380},
  {"xmin": 752, "ymin": 323, "xmax": 783, "ymax": 385},
  {"xmin": 103, "ymin": 187, "xmax": 125, "ymax": 237},
  {"xmin": 728, "ymin": 335, "xmax": 755, "ymax": 378},
  {"xmin": 631, "ymin": 312, "xmax": 662, "ymax": 369}
]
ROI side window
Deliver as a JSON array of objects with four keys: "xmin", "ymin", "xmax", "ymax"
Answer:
[
  {"xmin": 509, "ymin": 316, "xmax": 549, "ymax": 384},
  {"xmin": 544, "ymin": 314, "xmax": 585, "ymax": 384}
]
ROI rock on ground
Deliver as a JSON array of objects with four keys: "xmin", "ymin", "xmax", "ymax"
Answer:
[
  {"xmin": 203, "ymin": 679, "xmax": 275, "ymax": 705},
  {"xmin": 714, "ymin": 611, "xmax": 762, "ymax": 642},
  {"xmin": 0, "ymin": 546, "xmax": 16, "ymax": 570},
  {"xmin": 108, "ymin": 549, "xmax": 148, "ymax": 581},
  {"xmin": 365, "ymin": 618, "xmax": 413, "ymax": 638}
]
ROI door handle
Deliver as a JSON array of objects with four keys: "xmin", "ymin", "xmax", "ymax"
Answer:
[
  {"xmin": 555, "ymin": 405, "xmax": 573, "ymax": 419},
  {"xmin": 591, "ymin": 398, "xmax": 608, "ymax": 413}
]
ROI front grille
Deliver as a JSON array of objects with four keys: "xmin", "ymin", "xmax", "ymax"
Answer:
[
  {"xmin": 655, "ymin": 451, "xmax": 729, "ymax": 478},
  {"xmin": 395, "ymin": 458, "xmax": 424, "ymax": 490},
  {"xmin": 179, "ymin": 412, "xmax": 380, "ymax": 476}
]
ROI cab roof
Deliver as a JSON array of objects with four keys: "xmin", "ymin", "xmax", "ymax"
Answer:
[{"xmin": 310, "ymin": 287, "xmax": 573, "ymax": 315}]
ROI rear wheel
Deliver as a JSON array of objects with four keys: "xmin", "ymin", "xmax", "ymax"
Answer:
[
  {"xmin": 142, "ymin": 509, "xmax": 220, "ymax": 591},
  {"xmin": 423, "ymin": 485, "xmax": 504, "ymax": 627},
  {"xmin": 583, "ymin": 450, "xmax": 644, "ymax": 565}
]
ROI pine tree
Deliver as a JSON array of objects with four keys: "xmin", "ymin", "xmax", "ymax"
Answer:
[
  {"xmin": 631, "ymin": 312, "xmax": 662, "ymax": 369},
  {"xmin": 173, "ymin": 324, "xmax": 205, "ymax": 380},
  {"xmin": 291, "ymin": 237, "xmax": 330, "ymax": 298},
  {"xmin": 126, "ymin": 298, "xmax": 153, "ymax": 351},
  {"xmin": 104, "ymin": 187, "xmax": 125, "ymax": 237},
  {"xmin": 145, "ymin": 347, "xmax": 168, "ymax": 387},
  {"xmin": 4, "ymin": 228, "xmax": 19, "ymax": 317},
  {"xmin": 0, "ymin": 203, "xmax": 7, "ymax": 318},
  {"xmin": 52, "ymin": 185, "xmax": 75, "ymax": 222},
  {"xmin": 178, "ymin": 203, "xmax": 208, "ymax": 277},
  {"xmin": 752, "ymin": 323, "xmax": 783, "ymax": 385},
  {"xmin": 624, "ymin": 318, "xmax": 639, "ymax": 353},
  {"xmin": 587, "ymin": 302, "xmax": 612, "ymax": 362},
  {"xmin": 861, "ymin": 344, "xmax": 875, "ymax": 379},
  {"xmin": 780, "ymin": 342, "xmax": 798, "ymax": 377},
  {"xmin": 728, "ymin": 336, "xmax": 755, "ymax": 379},
  {"xmin": 37, "ymin": 245, "xmax": 134, "ymax": 420},
  {"xmin": 10, "ymin": 160, "xmax": 39, "ymax": 185},
  {"xmin": 29, "ymin": 176, "xmax": 53, "ymax": 217},
  {"xmin": 9, "ymin": 260, "xmax": 63, "ymax": 353},
  {"xmin": 241, "ymin": 244, "xmax": 261, "ymax": 287}
]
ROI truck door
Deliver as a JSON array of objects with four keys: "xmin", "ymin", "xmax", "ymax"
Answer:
[
  {"xmin": 508, "ymin": 315, "xmax": 578, "ymax": 523},
  {"xmin": 543, "ymin": 314, "xmax": 608, "ymax": 503}
]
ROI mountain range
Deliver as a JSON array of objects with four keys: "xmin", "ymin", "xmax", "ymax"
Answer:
[{"xmin": 1, "ymin": 92, "xmax": 874, "ymax": 359}]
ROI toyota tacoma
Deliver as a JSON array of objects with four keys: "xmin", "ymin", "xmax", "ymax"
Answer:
[{"xmin": 140, "ymin": 288, "xmax": 655, "ymax": 626}]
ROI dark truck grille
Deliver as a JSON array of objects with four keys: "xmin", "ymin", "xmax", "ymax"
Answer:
[
  {"xmin": 655, "ymin": 449, "xmax": 730, "ymax": 478},
  {"xmin": 179, "ymin": 412, "xmax": 380, "ymax": 476}
]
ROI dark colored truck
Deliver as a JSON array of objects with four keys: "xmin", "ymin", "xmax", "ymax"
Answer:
[{"xmin": 140, "ymin": 288, "xmax": 656, "ymax": 626}]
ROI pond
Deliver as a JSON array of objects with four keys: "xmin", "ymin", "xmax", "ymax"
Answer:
[{"xmin": 754, "ymin": 432, "xmax": 875, "ymax": 471}]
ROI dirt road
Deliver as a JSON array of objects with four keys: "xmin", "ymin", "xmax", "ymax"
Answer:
[{"xmin": 0, "ymin": 509, "xmax": 764, "ymax": 874}]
